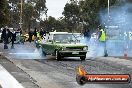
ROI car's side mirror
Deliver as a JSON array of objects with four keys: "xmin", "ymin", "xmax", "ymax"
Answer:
[
  {"xmin": 77, "ymin": 40, "xmax": 80, "ymax": 42},
  {"xmin": 49, "ymin": 40, "xmax": 54, "ymax": 44},
  {"xmin": 49, "ymin": 40, "xmax": 52, "ymax": 42}
]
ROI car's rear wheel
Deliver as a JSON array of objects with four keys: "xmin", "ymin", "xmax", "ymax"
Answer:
[
  {"xmin": 55, "ymin": 50, "xmax": 61, "ymax": 61},
  {"xmin": 0, "ymin": 40, "xmax": 3, "ymax": 43},
  {"xmin": 80, "ymin": 56, "xmax": 86, "ymax": 61},
  {"xmin": 42, "ymin": 50, "xmax": 46, "ymax": 56}
]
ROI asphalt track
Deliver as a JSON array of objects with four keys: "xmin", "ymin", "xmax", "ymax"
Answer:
[{"xmin": 0, "ymin": 42, "xmax": 132, "ymax": 88}]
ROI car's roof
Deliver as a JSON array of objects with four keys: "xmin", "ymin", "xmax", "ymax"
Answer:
[
  {"xmin": 49, "ymin": 32, "xmax": 81, "ymax": 34},
  {"xmin": 68, "ymin": 33, "xmax": 81, "ymax": 34},
  {"xmin": 49, "ymin": 32, "xmax": 68, "ymax": 34}
]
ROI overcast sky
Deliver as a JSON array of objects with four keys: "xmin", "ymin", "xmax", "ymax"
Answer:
[{"xmin": 46, "ymin": 0, "xmax": 68, "ymax": 19}]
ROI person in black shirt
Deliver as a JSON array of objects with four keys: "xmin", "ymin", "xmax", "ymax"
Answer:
[
  {"xmin": 28, "ymin": 30, "xmax": 33, "ymax": 43},
  {"xmin": 40, "ymin": 29, "xmax": 45, "ymax": 38},
  {"xmin": 11, "ymin": 30, "xmax": 16, "ymax": 49},
  {"xmin": 1, "ymin": 28, "xmax": 10, "ymax": 49},
  {"xmin": 33, "ymin": 28, "xmax": 37, "ymax": 37}
]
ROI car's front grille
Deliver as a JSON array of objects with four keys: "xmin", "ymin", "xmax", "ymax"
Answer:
[{"xmin": 65, "ymin": 47, "xmax": 83, "ymax": 51}]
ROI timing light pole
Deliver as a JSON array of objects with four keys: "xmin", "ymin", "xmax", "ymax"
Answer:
[
  {"xmin": 20, "ymin": 0, "xmax": 23, "ymax": 30},
  {"xmin": 108, "ymin": 0, "xmax": 110, "ymax": 20},
  {"xmin": 104, "ymin": 0, "xmax": 109, "ymax": 57}
]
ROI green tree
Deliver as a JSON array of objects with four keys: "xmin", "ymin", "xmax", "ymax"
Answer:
[
  {"xmin": 22, "ymin": 3, "xmax": 34, "ymax": 31},
  {"xmin": 35, "ymin": 0, "xmax": 47, "ymax": 20},
  {"xmin": 0, "ymin": 0, "xmax": 9, "ymax": 27},
  {"xmin": 63, "ymin": 0, "xmax": 119, "ymax": 32},
  {"xmin": 63, "ymin": 1, "xmax": 80, "ymax": 32},
  {"xmin": 40, "ymin": 16, "xmax": 56, "ymax": 32},
  {"xmin": 7, "ymin": 0, "xmax": 47, "ymax": 31},
  {"xmin": 40, "ymin": 16, "xmax": 67, "ymax": 32},
  {"xmin": 7, "ymin": 0, "xmax": 20, "ymax": 28},
  {"xmin": 79, "ymin": 0, "xmax": 100, "ymax": 30}
]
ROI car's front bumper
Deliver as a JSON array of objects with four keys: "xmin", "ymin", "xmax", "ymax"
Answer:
[{"xmin": 59, "ymin": 50, "xmax": 87, "ymax": 57}]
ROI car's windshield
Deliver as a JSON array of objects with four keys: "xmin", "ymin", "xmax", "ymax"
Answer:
[{"xmin": 53, "ymin": 34, "xmax": 80, "ymax": 43}]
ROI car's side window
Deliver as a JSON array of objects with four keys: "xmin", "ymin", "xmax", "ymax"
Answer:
[{"xmin": 46, "ymin": 34, "xmax": 53, "ymax": 42}]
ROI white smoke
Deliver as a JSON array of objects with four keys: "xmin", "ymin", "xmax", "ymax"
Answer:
[
  {"xmin": 80, "ymin": 35, "xmax": 105, "ymax": 57},
  {"xmin": 99, "ymin": 2, "xmax": 132, "ymax": 57},
  {"xmin": 80, "ymin": 2, "xmax": 132, "ymax": 57},
  {"xmin": 9, "ymin": 44, "xmax": 46, "ymax": 59}
]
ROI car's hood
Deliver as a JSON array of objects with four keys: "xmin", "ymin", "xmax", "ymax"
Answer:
[
  {"xmin": 57, "ymin": 43, "xmax": 87, "ymax": 47},
  {"xmin": 40, "ymin": 42, "xmax": 87, "ymax": 48}
]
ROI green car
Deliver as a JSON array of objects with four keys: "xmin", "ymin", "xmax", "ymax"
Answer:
[{"xmin": 37, "ymin": 32, "xmax": 88, "ymax": 60}]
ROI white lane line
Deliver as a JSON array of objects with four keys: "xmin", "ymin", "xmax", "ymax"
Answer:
[{"xmin": 0, "ymin": 64, "xmax": 24, "ymax": 88}]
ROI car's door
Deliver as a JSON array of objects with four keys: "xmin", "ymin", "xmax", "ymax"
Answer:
[
  {"xmin": 46, "ymin": 41, "xmax": 57, "ymax": 54},
  {"xmin": 42, "ymin": 34, "xmax": 56, "ymax": 54}
]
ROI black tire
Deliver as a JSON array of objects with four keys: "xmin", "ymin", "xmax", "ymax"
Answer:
[
  {"xmin": 55, "ymin": 50, "xmax": 61, "ymax": 61},
  {"xmin": 36, "ymin": 43, "xmax": 40, "ymax": 48},
  {"xmin": 42, "ymin": 50, "xmax": 46, "ymax": 56},
  {"xmin": 80, "ymin": 56, "xmax": 86, "ymax": 61},
  {"xmin": 0, "ymin": 40, "xmax": 3, "ymax": 43}
]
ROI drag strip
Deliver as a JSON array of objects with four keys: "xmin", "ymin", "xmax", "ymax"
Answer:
[{"xmin": 0, "ymin": 64, "xmax": 24, "ymax": 88}]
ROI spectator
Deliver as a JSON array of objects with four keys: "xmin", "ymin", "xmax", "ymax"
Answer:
[
  {"xmin": 1, "ymin": 28, "xmax": 10, "ymax": 49},
  {"xmin": 28, "ymin": 30, "xmax": 33, "ymax": 43},
  {"xmin": 7, "ymin": 29, "xmax": 11, "ymax": 43},
  {"xmin": 11, "ymin": 30, "xmax": 16, "ymax": 49},
  {"xmin": 84, "ymin": 29, "xmax": 91, "ymax": 41},
  {"xmin": 33, "ymin": 28, "xmax": 37, "ymax": 44},
  {"xmin": 40, "ymin": 29, "xmax": 45, "ymax": 38},
  {"xmin": 97, "ymin": 25, "xmax": 107, "ymax": 57},
  {"xmin": 33, "ymin": 28, "xmax": 37, "ymax": 37}
]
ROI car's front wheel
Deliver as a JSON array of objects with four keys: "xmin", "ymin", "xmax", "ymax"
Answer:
[
  {"xmin": 80, "ymin": 56, "xmax": 86, "ymax": 61},
  {"xmin": 55, "ymin": 50, "xmax": 61, "ymax": 61}
]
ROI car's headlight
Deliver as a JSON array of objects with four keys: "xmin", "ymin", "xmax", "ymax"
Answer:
[
  {"xmin": 83, "ymin": 47, "xmax": 88, "ymax": 50},
  {"xmin": 62, "ymin": 47, "xmax": 66, "ymax": 50}
]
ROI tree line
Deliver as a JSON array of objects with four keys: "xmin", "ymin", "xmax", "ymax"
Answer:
[
  {"xmin": 0, "ymin": 0, "xmax": 47, "ymax": 32},
  {"xmin": 1, "ymin": 0, "xmax": 129, "ymax": 32}
]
